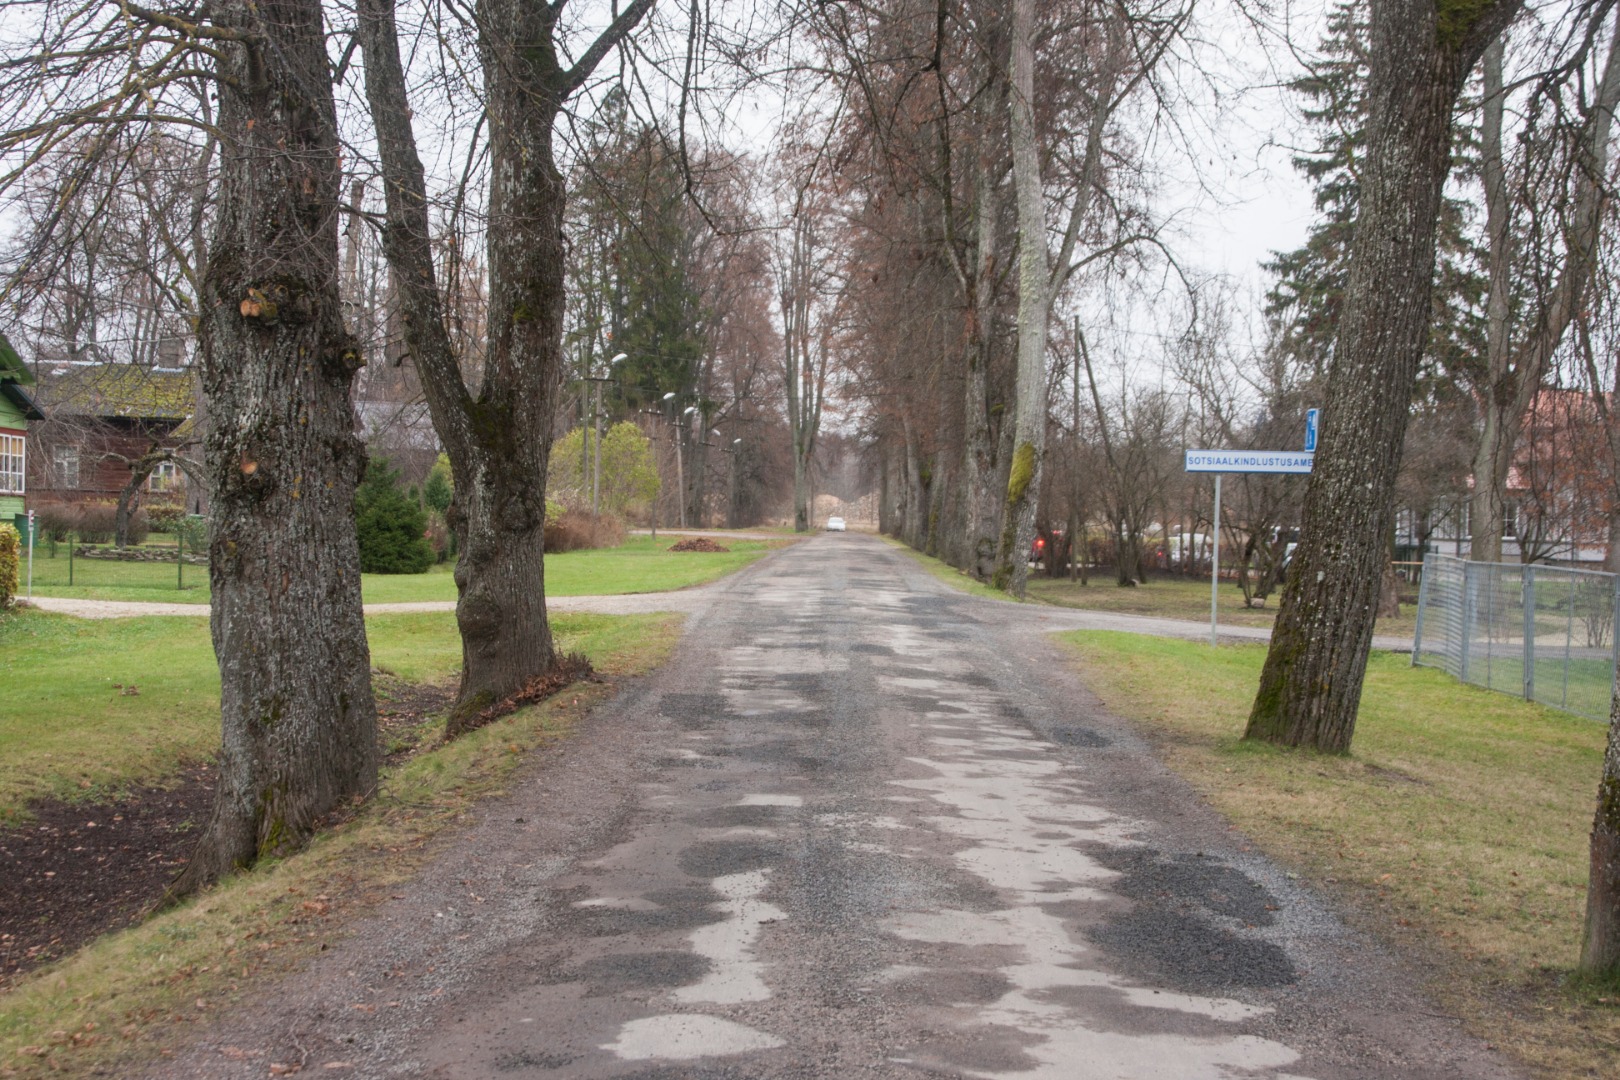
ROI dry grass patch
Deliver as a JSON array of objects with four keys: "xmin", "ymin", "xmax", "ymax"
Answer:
[
  {"xmin": 0, "ymin": 612, "xmax": 682, "ymax": 1079},
  {"xmin": 1059, "ymin": 631, "xmax": 1617, "ymax": 1079}
]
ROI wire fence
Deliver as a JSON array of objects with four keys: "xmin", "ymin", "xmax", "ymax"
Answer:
[{"xmin": 1413, "ymin": 553, "xmax": 1619, "ymax": 722}]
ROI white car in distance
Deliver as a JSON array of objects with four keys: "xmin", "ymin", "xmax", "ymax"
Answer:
[{"xmin": 826, "ymin": 516, "xmax": 846, "ymax": 532}]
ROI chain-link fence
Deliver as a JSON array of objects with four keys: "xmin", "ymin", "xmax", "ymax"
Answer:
[{"xmin": 1413, "ymin": 553, "xmax": 1619, "ymax": 722}]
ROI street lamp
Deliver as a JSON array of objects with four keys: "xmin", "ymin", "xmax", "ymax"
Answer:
[
  {"xmin": 676, "ymin": 405, "xmax": 698, "ymax": 529},
  {"xmin": 578, "ymin": 351, "xmax": 627, "ymax": 517},
  {"xmin": 659, "ymin": 393, "xmax": 677, "ymax": 535}
]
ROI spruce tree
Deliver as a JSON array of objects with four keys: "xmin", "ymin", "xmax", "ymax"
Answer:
[{"xmin": 1264, "ymin": 1, "xmax": 1486, "ymax": 394}]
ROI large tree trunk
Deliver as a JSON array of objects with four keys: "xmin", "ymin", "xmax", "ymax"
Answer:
[
  {"xmin": 961, "ymin": 122, "xmax": 1007, "ymax": 581},
  {"xmin": 1469, "ymin": 37, "xmax": 1514, "ymax": 564},
  {"xmin": 1583, "ymin": 705, "xmax": 1620, "ymax": 975},
  {"xmin": 359, "ymin": 0, "xmax": 650, "ymax": 735},
  {"xmin": 993, "ymin": 0, "xmax": 1051, "ymax": 599},
  {"xmin": 359, "ymin": 0, "xmax": 553, "ymax": 734},
  {"xmin": 170, "ymin": 0, "xmax": 377, "ymax": 897},
  {"xmin": 1246, "ymin": 0, "xmax": 1519, "ymax": 753}
]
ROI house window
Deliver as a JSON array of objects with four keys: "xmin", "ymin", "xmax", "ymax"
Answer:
[
  {"xmin": 0, "ymin": 433, "xmax": 23, "ymax": 494},
  {"xmin": 149, "ymin": 460, "xmax": 178, "ymax": 492},
  {"xmin": 53, "ymin": 446, "xmax": 79, "ymax": 489}
]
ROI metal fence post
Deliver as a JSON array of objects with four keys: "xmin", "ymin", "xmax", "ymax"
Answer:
[
  {"xmin": 1460, "ymin": 561, "xmax": 1473, "ymax": 685},
  {"xmin": 1411, "ymin": 551, "xmax": 1431, "ymax": 666},
  {"xmin": 1612, "ymin": 573, "xmax": 1620, "ymax": 698},
  {"xmin": 1522, "ymin": 565, "xmax": 1534, "ymax": 702}
]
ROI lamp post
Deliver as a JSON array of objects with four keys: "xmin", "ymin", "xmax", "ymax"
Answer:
[
  {"xmin": 661, "ymin": 392, "xmax": 677, "ymax": 534},
  {"xmin": 726, "ymin": 437, "xmax": 742, "ymax": 529},
  {"xmin": 580, "ymin": 353, "xmax": 625, "ymax": 517},
  {"xmin": 678, "ymin": 405, "xmax": 697, "ymax": 529}
]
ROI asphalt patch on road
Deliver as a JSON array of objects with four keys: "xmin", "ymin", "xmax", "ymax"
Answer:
[
  {"xmin": 1093, "ymin": 848, "xmax": 1278, "ymax": 925},
  {"xmin": 678, "ymin": 839, "xmax": 788, "ymax": 878},
  {"xmin": 545, "ymin": 885, "xmax": 727, "ymax": 938},
  {"xmin": 886, "ymin": 968, "xmax": 1012, "ymax": 1006},
  {"xmin": 1050, "ymin": 724, "xmax": 1111, "ymax": 748},
  {"xmin": 614, "ymin": 1067, "xmax": 756, "ymax": 1080},
  {"xmin": 1086, "ymin": 905, "xmax": 1297, "ymax": 992},
  {"xmin": 493, "ymin": 1048, "xmax": 577, "ymax": 1071},
  {"xmin": 559, "ymin": 950, "xmax": 712, "ymax": 995},
  {"xmin": 849, "ymin": 643, "xmax": 895, "ymax": 656},
  {"xmin": 736, "ymin": 740, "xmax": 830, "ymax": 774},
  {"xmin": 659, "ymin": 692, "xmax": 733, "ymax": 730},
  {"xmin": 687, "ymin": 805, "xmax": 789, "ymax": 829}
]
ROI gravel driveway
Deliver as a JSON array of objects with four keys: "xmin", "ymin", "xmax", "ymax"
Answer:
[{"xmin": 144, "ymin": 533, "xmax": 1485, "ymax": 1078}]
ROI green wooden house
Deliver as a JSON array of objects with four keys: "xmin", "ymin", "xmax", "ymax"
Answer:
[{"xmin": 0, "ymin": 332, "xmax": 45, "ymax": 533}]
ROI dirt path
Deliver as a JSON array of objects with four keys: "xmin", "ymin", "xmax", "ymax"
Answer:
[{"xmin": 147, "ymin": 533, "xmax": 1506, "ymax": 1079}]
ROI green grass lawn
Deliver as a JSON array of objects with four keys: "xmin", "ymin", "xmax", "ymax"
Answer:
[
  {"xmin": 0, "ymin": 606, "xmax": 683, "ymax": 1076},
  {"xmin": 1061, "ymin": 631, "xmax": 1616, "ymax": 1079},
  {"xmin": 19, "ymin": 535, "xmax": 782, "ymax": 606},
  {"xmin": 1030, "ymin": 574, "xmax": 1421, "ymax": 638},
  {"xmin": 0, "ymin": 607, "xmax": 673, "ymax": 823}
]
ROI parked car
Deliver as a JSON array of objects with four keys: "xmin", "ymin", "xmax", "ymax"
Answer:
[{"xmin": 826, "ymin": 516, "xmax": 846, "ymax": 532}]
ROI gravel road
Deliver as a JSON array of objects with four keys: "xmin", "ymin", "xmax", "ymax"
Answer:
[{"xmin": 148, "ymin": 533, "xmax": 1495, "ymax": 1078}]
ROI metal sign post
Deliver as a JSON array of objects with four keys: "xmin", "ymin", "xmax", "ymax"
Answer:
[
  {"xmin": 1185, "ymin": 440, "xmax": 1316, "ymax": 645},
  {"xmin": 25, "ymin": 509, "xmax": 34, "ymax": 600},
  {"xmin": 1210, "ymin": 476, "xmax": 1220, "ymax": 646}
]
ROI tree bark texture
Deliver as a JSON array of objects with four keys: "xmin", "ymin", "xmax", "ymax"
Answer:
[
  {"xmin": 1582, "ymin": 698, "xmax": 1620, "ymax": 975},
  {"xmin": 961, "ymin": 97, "xmax": 1009, "ymax": 582},
  {"xmin": 360, "ymin": 0, "xmax": 651, "ymax": 733},
  {"xmin": 171, "ymin": 0, "xmax": 377, "ymax": 896},
  {"xmin": 993, "ymin": 0, "xmax": 1051, "ymax": 599},
  {"xmin": 1247, "ymin": 0, "xmax": 1520, "ymax": 752},
  {"xmin": 1469, "ymin": 37, "xmax": 1514, "ymax": 564}
]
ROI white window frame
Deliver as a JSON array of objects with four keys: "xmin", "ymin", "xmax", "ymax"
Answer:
[
  {"xmin": 53, "ymin": 445, "xmax": 79, "ymax": 489},
  {"xmin": 149, "ymin": 459, "xmax": 179, "ymax": 492},
  {"xmin": 0, "ymin": 433, "xmax": 24, "ymax": 495}
]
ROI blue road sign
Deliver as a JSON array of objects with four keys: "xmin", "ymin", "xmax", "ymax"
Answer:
[{"xmin": 1305, "ymin": 408, "xmax": 1319, "ymax": 453}]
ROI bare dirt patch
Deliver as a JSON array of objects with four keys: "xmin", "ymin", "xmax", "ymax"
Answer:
[
  {"xmin": 0, "ymin": 765, "xmax": 213, "ymax": 990},
  {"xmin": 1, "ymin": 672, "xmax": 456, "ymax": 991}
]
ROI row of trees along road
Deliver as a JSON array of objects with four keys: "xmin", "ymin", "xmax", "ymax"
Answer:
[
  {"xmin": 812, "ymin": 0, "xmax": 1620, "ymax": 978},
  {"xmin": 6, "ymin": 0, "xmax": 1620, "ymax": 976}
]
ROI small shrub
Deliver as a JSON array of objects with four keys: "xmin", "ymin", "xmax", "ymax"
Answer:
[
  {"xmin": 146, "ymin": 502, "xmax": 187, "ymax": 533},
  {"xmin": 33, "ymin": 503, "xmax": 75, "ymax": 543},
  {"xmin": 355, "ymin": 459, "xmax": 434, "ymax": 574},
  {"xmin": 69, "ymin": 502, "xmax": 150, "ymax": 546},
  {"xmin": 424, "ymin": 453, "xmax": 453, "ymax": 514},
  {"xmin": 173, "ymin": 514, "xmax": 210, "ymax": 554},
  {"xmin": 544, "ymin": 511, "xmax": 626, "ymax": 553},
  {"xmin": 0, "ymin": 523, "xmax": 18, "ymax": 608}
]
